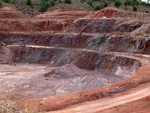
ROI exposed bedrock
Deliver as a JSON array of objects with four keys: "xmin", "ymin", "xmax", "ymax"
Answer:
[
  {"xmin": 0, "ymin": 18, "xmax": 143, "ymax": 33},
  {"xmin": 1, "ymin": 34, "xmax": 150, "ymax": 54},
  {"xmin": 1, "ymin": 46, "xmax": 140, "ymax": 78},
  {"xmin": 0, "ymin": 46, "xmax": 140, "ymax": 99}
]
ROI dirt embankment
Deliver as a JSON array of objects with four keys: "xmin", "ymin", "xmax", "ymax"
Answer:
[
  {"xmin": 0, "ymin": 7, "xmax": 150, "ymax": 34},
  {"xmin": 92, "ymin": 7, "xmax": 150, "ymax": 18}
]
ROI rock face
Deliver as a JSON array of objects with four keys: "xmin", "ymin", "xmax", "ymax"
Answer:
[{"xmin": 0, "ymin": 6, "xmax": 150, "ymax": 113}]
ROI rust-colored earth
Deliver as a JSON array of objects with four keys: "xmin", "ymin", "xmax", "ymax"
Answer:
[{"xmin": 0, "ymin": 6, "xmax": 150, "ymax": 113}]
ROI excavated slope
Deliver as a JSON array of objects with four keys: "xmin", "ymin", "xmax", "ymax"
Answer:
[{"xmin": 0, "ymin": 7, "xmax": 150, "ymax": 113}]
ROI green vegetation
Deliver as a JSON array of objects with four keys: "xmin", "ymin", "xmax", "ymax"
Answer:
[
  {"xmin": 40, "ymin": 0, "xmax": 49, "ymax": 12},
  {"xmin": 4, "ymin": 0, "xmax": 10, "ymax": 3},
  {"xmin": 0, "ymin": 0, "xmax": 149, "ymax": 15},
  {"xmin": 27, "ymin": 0, "xmax": 32, "ymax": 5},
  {"xmin": 0, "ymin": 1, "xmax": 2, "ymax": 7},
  {"xmin": 95, "ymin": 5, "xmax": 100, "ymax": 10},
  {"xmin": 50, "ymin": 0, "xmax": 55, "ymax": 6},
  {"xmin": 104, "ymin": 2, "xmax": 108, "ymax": 7},
  {"xmin": 114, "ymin": 0, "xmax": 122, "ymax": 8},
  {"xmin": 133, "ymin": 6, "xmax": 137, "ymax": 11},
  {"xmin": 87, "ymin": 0, "xmax": 92, "ymax": 7},
  {"xmin": 79, "ymin": 32, "xmax": 82, "ymax": 35},
  {"xmin": 65, "ymin": 0, "xmax": 72, "ymax": 4}
]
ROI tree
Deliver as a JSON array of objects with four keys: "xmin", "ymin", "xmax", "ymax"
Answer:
[
  {"xmin": 40, "ymin": 0, "xmax": 49, "ymax": 12},
  {"xmin": 136, "ymin": 1, "xmax": 139, "ymax": 5},
  {"xmin": 114, "ymin": 0, "xmax": 122, "ymax": 8},
  {"xmin": 87, "ymin": 0, "xmax": 92, "ymax": 7},
  {"xmin": 95, "ymin": 5, "xmax": 100, "ymax": 10},
  {"xmin": 101, "ymin": 4, "xmax": 104, "ymax": 9},
  {"xmin": 132, "ymin": 1, "xmax": 135, "ymax": 6},
  {"xmin": 104, "ymin": 2, "xmax": 108, "ymax": 7},
  {"xmin": 65, "ymin": 0, "xmax": 72, "ymax": 4},
  {"xmin": 124, "ymin": 0, "xmax": 128, "ymax": 6},
  {"xmin": 27, "ymin": 0, "xmax": 32, "ymax": 5},
  {"xmin": 0, "ymin": 1, "xmax": 2, "ymax": 7},
  {"xmin": 133, "ymin": 6, "xmax": 137, "ymax": 11},
  {"xmin": 50, "ymin": 0, "xmax": 55, "ymax": 6},
  {"xmin": 4, "ymin": 0, "xmax": 10, "ymax": 3}
]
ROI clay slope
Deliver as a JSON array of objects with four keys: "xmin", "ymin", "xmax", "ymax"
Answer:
[{"xmin": 0, "ymin": 7, "xmax": 27, "ymax": 19}]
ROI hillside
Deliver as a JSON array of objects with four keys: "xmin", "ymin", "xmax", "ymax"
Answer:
[{"xmin": 0, "ymin": 0, "xmax": 150, "ymax": 16}]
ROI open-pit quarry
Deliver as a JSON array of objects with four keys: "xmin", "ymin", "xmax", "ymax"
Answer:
[{"xmin": 0, "ymin": 7, "xmax": 150, "ymax": 113}]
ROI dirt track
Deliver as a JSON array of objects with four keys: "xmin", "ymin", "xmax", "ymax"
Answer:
[{"xmin": 50, "ymin": 84, "xmax": 150, "ymax": 113}]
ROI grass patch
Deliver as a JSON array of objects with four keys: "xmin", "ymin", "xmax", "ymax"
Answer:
[{"xmin": 0, "ymin": 101, "xmax": 45, "ymax": 113}]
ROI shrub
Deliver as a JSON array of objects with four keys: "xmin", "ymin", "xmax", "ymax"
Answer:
[
  {"xmin": 0, "ymin": 1, "xmax": 2, "ymax": 7},
  {"xmin": 65, "ymin": 0, "xmax": 72, "ymax": 4},
  {"xmin": 101, "ymin": 4, "xmax": 104, "ymax": 9},
  {"xmin": 87, "ymin": 0, "xmax": 92, "ymax": 7},
  {"xmin": 104, "ymin": 2, "xmax": 108, "ymax": 7},
  {"xmin": 27, "ymin": 0, "xmax": 32, "ymax": 5},
  {"xmin": 125, "ymin": 6, "xmax": 127, "ymax": 10},
  {"xmin": 114, "ymin": 0, "xmax": 122, "ymax": 8},
  {"xmin": 124, "ymin": 0, "xmax": 128, "ymax": 6},
  {"xmin": 4, "ymin": 0, "xmax": 10, "ymax": 3},
  {"xmin": 133, "ymin": 6, "xmax": 137, "ymax": 11},
  {"xmin": 40, "ymin": 0, "xmax": 49, "ymax": 12},
  {"xmin": 132, "ymin": 1, "xmax": 135, "ymax": 6},
  {"xmin": 12, "ymin": 0, "xmax": 16, "ymax": 4},
  {"xmin": 79, "ymin": 32, "xmax": 82, "ymax": 35},
  {"xmin": 50, "ymin": 0, "xmax": 55, "ymax": 6},
  {"xmin": 95, "ymin": 5, "xmax": 100, "ymax": 10},
  {"xmin": 59, "ymin": 0, "xmax": 61, "ymax": 2},
  {"xmin": 136, "ymin": 1, "xmax": 139, "ymax": 5},
  {"xmin": 145, "ymin": 11, "xmax": 148, "ymax": 13}
]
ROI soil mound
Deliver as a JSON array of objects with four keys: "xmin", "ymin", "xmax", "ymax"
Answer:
[
  {"xmin": 0, "ymin": 7, "xmax": 26, "ymax": 19},
  {"xmin": 92, "ymin": 7, "xmax": 150, "ymax": 18}
]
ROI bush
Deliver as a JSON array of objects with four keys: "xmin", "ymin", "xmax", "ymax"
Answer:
[
  {"xmin": 125, "ymin": 6, "xmax": 127, "ymax": 10},
  {"xmin": 95, "ymin": 5, "xmax": 100, "ymax": 10},
  {"xmin": 0, "ymin": 1, "xmax": 2, "ymax": 7},
  {"xmin": 124, "ymin": 0, "xmax": 131, "ymax": 5},
  {"xmin": 87, "ymin": 0, "xmax": 92, "ymax": 7},
  {"xmin": 65, "ymin": 0, "xmax": 72, "ymax": 4},
  {"xmin": 145, "ymin": 11, "xmax": 148, "ymax": 13},
  {"xmin": 104, "ymin": 2, "xmax": 108, "ymax": 7},
  {"xmin": 124, "ymin": 0, "xmax": 128, "ymax": 6},
  {"xmin": 4, "ymin": 0, "xmax": 10, "ymax": 3},
  {"xmin": 136, "ymin": 1, "xmax": 139, "ymax": 5},
  {"xmin": 132, "ymin": 1, "xmax": 135, "ymax": 6},
  {"xmin": 133, "ymin": 6, "xmax": 137, "ymax": 11},
  {"xmin": 114, "ymin": 0, "xmax": 122, "ymax": 8},
  {"xmin": 101, "ymin": 4, "xmax": 104, "ymax": 9},
  {"xmin": 79, "ymin": 32, "xmax": 82, "ymax": 35},
  {"xmin": 140, "ymin": 2, "xmax": 146, "ymax": 6},
  {"xmin": 50, "ymin": 0, "xmax": 55, "ymax": 6},
  {"xmin": 40, "ymin": 0, "xmax": 49, "ymax": 12},
  {"xmin": 59, "ymin": 0, "xmax": 61, "ymax": 2},
  {"xmin": 12, "ymin": 0, "xmax": 16, "ymax": 4},
  {"xmin": 27, "ymin": 0, "xmax": 32, "ymax": 5}
]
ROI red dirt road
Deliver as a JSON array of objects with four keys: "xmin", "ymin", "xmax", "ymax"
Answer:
[{"xmin": 50, "ymin": 84, "xmax": 150, "ymax": 113}]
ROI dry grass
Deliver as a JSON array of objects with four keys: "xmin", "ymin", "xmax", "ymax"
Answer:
[
  {"xmin": 0, "ymin": 101, "xmax": 45, "ymax": 113},
  {"xmin": 113, "ymin": 32, "xmax": 125, "ymax": 36},
  {"xmin": 134, "ymin": 32, "xmax": 144, "ymax": 36}
]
